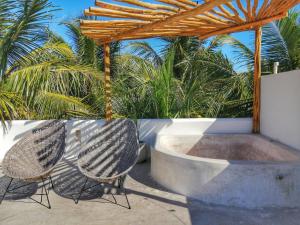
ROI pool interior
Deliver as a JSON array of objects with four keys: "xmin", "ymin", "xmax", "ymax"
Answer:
[{"xmin": 158, "ymin": 134, "xmax": 300, "ymax": 161}]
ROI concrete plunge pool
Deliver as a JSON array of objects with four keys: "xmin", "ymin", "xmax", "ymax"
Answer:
[{"xmin": 151, "ymin": 134, "xmax": 300, "ymax": 208}]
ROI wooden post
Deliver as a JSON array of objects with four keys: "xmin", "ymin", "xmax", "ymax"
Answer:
[
  {"xmin": 253, "ymin": 27, "xmax": 262, "ymax": 133},
  {"xmin": 104, "ymin": 43, "xmax": 112, "ymax": 120}
]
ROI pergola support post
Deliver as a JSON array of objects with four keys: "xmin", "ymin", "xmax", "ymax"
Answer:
[
  {"xmin": 253, "ymin": 26, "xmax": 262, "ymax": 133},
  {"xmin": 104, "ymin": 43, "xmax": 112, "ymax": 121}
]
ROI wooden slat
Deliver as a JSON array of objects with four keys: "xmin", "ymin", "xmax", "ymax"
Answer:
[
  {"xmin": 114, "ymin": 0, "xmax": 178, "ymax": 12},
  {"xmin": 95, "ymin": 1, "xmax": 174, "ymax": 16},
  {"xmin": 157, "ymin": 0, "xmax": 192, "ymax": 10},
  {"xmin": 236, "ymin": 0, "xmax": 248, "ymax": 20},
  {"xmin": 263, "ymin": 0, "xmax": 281, "ymax": 17},
  {"xmin": 104, "ymin": 44, "xmax": 112, "ymax": 121},
  {"xmin": 80, "ymin": 19, "xmax": 150, "ymax": 27},
  {"xmin": 204, "ymin": 0, "xmax": 243, "ymax": 23},
  {"xmin": 246, "ymin": 0, "xmax": 252, "ymax": 20},
  {"xmin": 223, "ymin": 2, "xmax": 244, "ymax": 22},
  {"xmin": 176, "ymin": 0, "xmax": 197, "ymax": 7},
  {"xmin": 86, "ymin": 7, "xmax": 165, "ymax": 20},
  {"xmin": 272, "ymin": 0, "xmax": 296, "ymax": 17},
  {"xmin": 208, "ymin": 9, "xmax": 241, "ymax": 23},
  {"xmin": 253, "ymin": 27, "xmax": 262, "ymax": 133},
  {"xmin": 201, "ymin": 13, "xmax": 235, "ymax": 25},
  {"xmin": 252, "ymin": 0, "xmax": 259, "ymax": 17},
  {"xmin": 81, "ymin": 26, "xmax": 135, "ymax": 31},
  {"xmin": 199, "ymin": 13, "xmax": 286, "ymax": 39},
  {"xmin": 101, "ymin": 0, "xmax": 231, "ymax": 43},
  {"xmin": 257, "ymin": 0, "xmax": 270, "ymax": 18}
]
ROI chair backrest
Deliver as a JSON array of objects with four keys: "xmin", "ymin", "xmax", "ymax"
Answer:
[
  {"xmin": 78, "ymin": 119, "xmax": 139, "ymax": 180},
  {"xmin": 2, "ymin": 120, "xmax": 66, "ymax": 179}
]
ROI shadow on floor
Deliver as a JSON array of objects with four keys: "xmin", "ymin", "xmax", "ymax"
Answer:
[
  {"xmin": 0, "ymin": 176, "xmax": 38, "ymax": 201},
  {"xmin": 51, "ymin": 158, "xmax": 123, "ymax": 201},
  {"xmin": 2, "ymin": 160, "xmax": 300, "ymax": 225}
]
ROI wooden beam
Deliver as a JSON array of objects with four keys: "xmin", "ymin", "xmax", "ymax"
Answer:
[
  {"xmin": 253, "ymin": 27, "xmax": 261, "ymax": 133},
  {"xmin": 101, "ymin": 0, "xmax": 231, "ymax": 43},
  {"xmin": 104, "ymin": 44, "xmax": 112, "ymax": 121}
]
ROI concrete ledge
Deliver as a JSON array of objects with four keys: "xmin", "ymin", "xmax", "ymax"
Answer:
[{"xmin": 151, "ymin": 134, "xmax": 300, "ymax": 208}]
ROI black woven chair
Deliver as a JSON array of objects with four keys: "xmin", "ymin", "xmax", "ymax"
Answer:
[
  {"xmin": 0, "ymin": 120, "xmax": 65, "ymax": 209},
  {"xmin": 75, "ymin": 119, "xmax": 139, "ymax": 209}
]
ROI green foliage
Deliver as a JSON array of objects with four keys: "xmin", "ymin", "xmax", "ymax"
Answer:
[
  {"xmin": 0, "ymin": 0, "xmax": 299, "ymax": 125},
  {"xmin": 0, "ymin": 90, "xmax": 25, "ymax": 126},
  {"xmin": 220, "ymin": 10, "xmax": 300, "ymax": 74},
  {"xmin": 262, "ymin": 10, "xmax": 300, "ymax": 72},
  {"xmin": 6, "ymin": 41, "xmax": 101, "ymax": 119},
  {"xmin": 0, "ymin": 0, "xmax": 56, "ymax": 78},
  {"xmin": 0, "ymin": 1, "xmax": 102, "ymax": 121}
]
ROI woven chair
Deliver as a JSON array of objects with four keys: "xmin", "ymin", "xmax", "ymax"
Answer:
[
  {"xmin": 0, "ymin": 120, "xmax": 65, "ymax": 209},
  {"xmin": 75, "ymin": 119, "xmax": 139, "ymax": 209}
]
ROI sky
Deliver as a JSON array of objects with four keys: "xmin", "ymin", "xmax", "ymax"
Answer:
[{"xmin": 48, "ymin": 0, "xmax": 299, "ymax": 71}]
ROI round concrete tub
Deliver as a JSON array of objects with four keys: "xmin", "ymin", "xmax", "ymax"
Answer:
[{"xmin": 151, "ymin": 134, "xmax": 300, "ymax": 208}]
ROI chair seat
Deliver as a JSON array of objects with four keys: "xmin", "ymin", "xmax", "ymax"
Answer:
[
  {"xmin": 2, "ymin": 120, "xmax": 65, "ymax": 180},
  {"xmin": 77, "ymin": 119, "xmax": 139, "ymax": 182}
]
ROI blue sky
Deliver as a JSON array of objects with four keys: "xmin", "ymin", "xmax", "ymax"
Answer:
[{"xmin": 48, "ymin": 0, "xmax": 299, "ymax": 71}]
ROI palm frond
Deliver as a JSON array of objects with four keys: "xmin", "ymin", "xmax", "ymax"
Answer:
[
  {"xmin": 0, "ymin": 90, "xmax": 25, "ymax": 129},
  {"xmin": 0, "ymin": 0, "xmax": 57, "ymax": 77},
  {"xmin": 126, "ymin": 41, "xmax": 163, "ymax": 67},
  {"xmin": 34, "ymin": 91, "xmax": 95, "ymax": 118}
]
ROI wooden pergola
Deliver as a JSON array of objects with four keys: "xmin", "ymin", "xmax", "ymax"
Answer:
[{"xmin": 80, "ymin": 0, "xmax": 299, "ymax": 133}]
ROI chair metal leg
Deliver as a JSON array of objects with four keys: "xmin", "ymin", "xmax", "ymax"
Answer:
[
  {"xmin": 1, "ymin": 177, "xmax": 52, "ymax": 209},
  {"xmin": 122, "ymin": 186, "xmax": 131, "ymax": 209},
  {"xmin": 40, "ymin": 181, "xmax": 44, "ymax": 203},
  {"xmin": 75, "ymin": 177, "xmax": 88, "ymax": 204},
  {"xmin": 0, "ymin": 178, "xmax": 13, "ymax": 204},
  {"xmin": 41, "ymin": 178, "xmax": 51, "ymax": 209},
  {"xmin": 118, "ymin": 177, "xmax": 131, "ymax": 209},
  {"xmin": 49, "ymin": 176, "xmax": 55, "ymax": 190},
  {"xmin": 111, "ymin": 193, "xmax": 117, "ymax": 204}
]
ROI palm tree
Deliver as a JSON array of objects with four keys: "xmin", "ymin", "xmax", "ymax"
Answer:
[
  {"xmin": 0, "ymin": 0, "xmax": 55, "ymax": 128},
  {"xmin": 0, "ymin": 0, "xmax": 55, "ymax": 78},
  {"xmin": 6, "ymin": 40, "xmax": 100, "ymax": 119},
  {"xmin": 116, "ymin": 37, "xmax": 253, "ymax": 118},
  {"xmin": 262, "ymin": 10, "xmax": 300, "ymax": 72},
  {"xmin": 64, "ymin": 20, "xmax": 122, "ymax": 76},
  {"xmin": 0, "ymin": 0, "xmax": 102, "ymax": 122},
  {"xmin": 221, "ymin": 10, "xmax": 300, "ymax": 74},
  {"xmin": 126, "ymin": 37, "xmax": 202, "ymax": 78}
]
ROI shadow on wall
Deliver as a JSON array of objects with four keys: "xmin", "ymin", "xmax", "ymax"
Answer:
[
  {"xmin": 65, "ymin": 120, "xmax": 106, "ymax": 159},
  {"xmin": 137, "ymin": 119, "xmax": 173, "ymax": 147},
  {"xmin": 138, "ymin": 118, "xmax": 252, "ymax": 148},
  {"xmin": 14, "ymin": 121, "xmax": 47, "ymax": 141},
  {"xmin": 0, "ymin": 118, "xmax": 252, "ymax": 161},
  {"xmin": 2, "ymin": 119, "xmax": 293, "ymax": 224}
]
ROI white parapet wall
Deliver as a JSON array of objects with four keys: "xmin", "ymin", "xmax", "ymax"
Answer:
[
  {"xmin": 261, "ymin": 70, "xmax": 300, "ymax": 150},
  {"xmin": 0, "ymin": 118, "xmax": 252, "ymax": 161}
]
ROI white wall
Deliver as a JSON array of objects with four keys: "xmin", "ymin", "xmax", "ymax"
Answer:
[
  {"xmin": 138, "ymin": 118, "xmax": 252, "ymax": 146},
  {"xmin": 261, "ymin": 70, "xmax": 300, "ymax": 150},
  {"xmin": 0, "ymin": 118, "xmax": 252, "ymax": 161}
]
